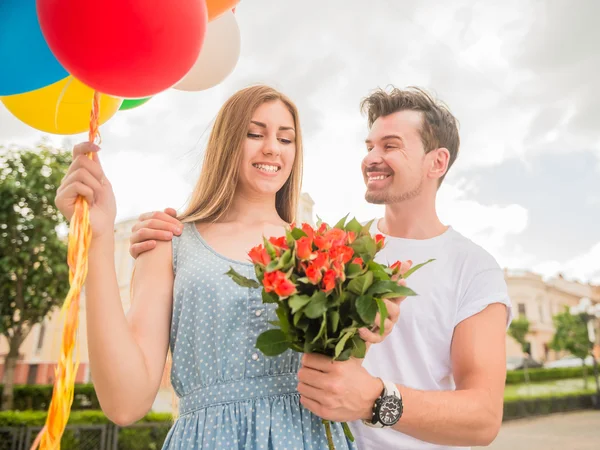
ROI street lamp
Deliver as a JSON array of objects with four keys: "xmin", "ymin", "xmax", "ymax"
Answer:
[{"xmin": 570, "ymin": 297, "xmax": 600, "ymax": 408}]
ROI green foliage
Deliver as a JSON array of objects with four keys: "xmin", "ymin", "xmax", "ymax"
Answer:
[
  {"xmin": 0, "ymin": 383, "xmax": 100, "ymax": 410},
  {"xmin": 0, "ymin": 142, "xmax": 71, "ymax": 409},
  {"xmin": 508, "ymin": 316, "xmax": 530, "ymax": 353},
  {"xmin": 550, "ymin": 307, "xmax": 591, "ymax": 359},
  {"xmin": 0, "ymin": 410, "xmax": 173, "ymax": 450},
  {"xmin": 505, "ymin": 366, "xmax": 589, "ymax": 384}
]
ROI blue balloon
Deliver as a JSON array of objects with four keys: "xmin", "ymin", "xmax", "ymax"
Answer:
[{"xmin": 0, "ymin": 0, "xmax": 69, "ymax": 95}]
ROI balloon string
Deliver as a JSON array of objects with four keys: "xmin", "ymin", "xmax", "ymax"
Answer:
[
  {"xmin": 53, "ymin": 77, "xmax": 74, "ymax": 132},
  {"xmin": 31, "ymin": 91, "xmax": 100, "ymax": 450}
]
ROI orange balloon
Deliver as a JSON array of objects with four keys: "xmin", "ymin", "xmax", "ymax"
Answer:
[{"xmin": 207, "ymin": 0, "xmax": 239, "ymax": 21}]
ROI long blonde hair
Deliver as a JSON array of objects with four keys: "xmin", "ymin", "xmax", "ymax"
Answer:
[{"xmin": 179, "ymin": 85, "xmax": 304, "ymax": 224}]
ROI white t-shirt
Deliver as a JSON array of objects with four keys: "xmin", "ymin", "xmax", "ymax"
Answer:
[{"xmin": 350, "ymin": 220, "xmax": 513, "ymax": 450}]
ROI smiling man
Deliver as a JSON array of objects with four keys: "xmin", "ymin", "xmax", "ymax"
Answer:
[
  {"xmin": 127, "ymin": 86, "xmax": 512, "ymax": 450},
  {"xmin": 297, "ymin": 87, "xmax": 513, "ymax": 449}
]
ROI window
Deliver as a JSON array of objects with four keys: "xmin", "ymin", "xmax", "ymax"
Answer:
[
  {"xmin": 518, "ymin": 303, "xmax": 526, "ymax": 318},
  {"xmin": 36, "ymin": 322, "xmax": 46, "ymax": 352}
]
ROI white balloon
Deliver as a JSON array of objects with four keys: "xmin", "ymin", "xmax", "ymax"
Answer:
[{"xmin": 174, "ymin": 11, "xmax": 241, "ymax": 92}]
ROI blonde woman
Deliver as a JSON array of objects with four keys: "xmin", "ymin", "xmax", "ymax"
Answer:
[{"xmin": 55, "ymin": 85, "xmax": 400, "ymax": 449}]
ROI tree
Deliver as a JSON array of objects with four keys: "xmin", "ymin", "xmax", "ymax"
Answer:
[
  {"xmin": 508, "ymin": 316, "xmax": 531, "ymax": 384},
  {"xmin": 550, "ymin": 307, "xmax": 591, "ymax": 389},
  {"xmin": 0, "ymin": 142, "xmax": 70, "ymax": 410}
]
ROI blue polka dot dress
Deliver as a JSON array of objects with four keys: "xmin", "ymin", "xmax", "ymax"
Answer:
[{"xmin": 161, "ymin": 222, "xmax": 357, "ymax": 450}]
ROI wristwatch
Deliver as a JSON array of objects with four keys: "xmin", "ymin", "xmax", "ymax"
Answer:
[{"xmin": 363, "ymin": 379, "xmax": 403, "ymax": 428}]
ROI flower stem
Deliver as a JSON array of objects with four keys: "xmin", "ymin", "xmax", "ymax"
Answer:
[{"xmin": 323, "ymin": 419, "xmax": 335, "ymax": 450}]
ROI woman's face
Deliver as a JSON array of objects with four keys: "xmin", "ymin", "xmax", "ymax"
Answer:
[{"xmin": 237, "ymin": 100, "xmax": 297, "ymax": 197}]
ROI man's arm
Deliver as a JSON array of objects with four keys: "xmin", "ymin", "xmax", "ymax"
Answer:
[
  {"xmin": 298, "ymin": 303, "xmax": 508, "ymax": 447},
  {"xmin": 389, "ymin": 303, "xmax": 507, "ymax": 446}
]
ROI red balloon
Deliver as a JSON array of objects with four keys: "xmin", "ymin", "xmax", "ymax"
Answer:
[{"xmin": 36, "ymin": 0, "xmax": 208, "ymax": 98}]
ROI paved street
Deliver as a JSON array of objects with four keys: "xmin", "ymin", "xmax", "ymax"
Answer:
[{"xmin": 486, "ymin": 411, "xmax": 600, "ymax": 450}]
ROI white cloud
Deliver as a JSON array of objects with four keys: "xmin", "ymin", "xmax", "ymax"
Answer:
[
  {"xmin": 436, "ymin": 178, "xmax": 530, "ymax": 268},
  {"xmin": 533, "ymin": 242, "xmax": 600, "ymax": 284}
]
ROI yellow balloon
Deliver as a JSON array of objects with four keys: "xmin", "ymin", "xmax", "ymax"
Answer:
[{"xmin": 0, "ymin": 76, "xmax": 122, "ymax": 135}]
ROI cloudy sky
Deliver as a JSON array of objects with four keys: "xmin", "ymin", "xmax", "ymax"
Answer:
[{"xmin": 1, "ymin": 0, "xmax": 599, "ymax": 283}]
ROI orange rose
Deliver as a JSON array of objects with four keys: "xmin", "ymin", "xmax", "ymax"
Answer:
[
  {"xmin": 314, "ymin": 235, "xmax": 332, "ymax": 251},
  {"xmin": 248, "ymin": 245, "xmax": 270, "ymax": 266},
  {"xmin": 322, "ymin": 269, "xmax": 337, "ymax": 292},
  {"xmin": 312, "ymin": 252, "xmax": 330, "ymax": 271},
  {"xmin": 296, "ymin": 236, "xmax": 315, "ymax": 260},
  {"xmin": 375, "ymin": 233, "xmax": 385, "ymax": 250},
  {"xmin": 306, "ymin": 264, "xmax": 322, "ymax": 284},
  {"xmin": 352, "ymin": 257, "xmax": 363, "ymax": 267},
  {"xmin": 301, "ymin": 223, "xmax": 315, "ymax": 240},
  {"xmin": 346, "ymin": 231, "xmax": 357, "ymax": 244},
  {"xmin": 263, "ymin": 270, "xmax": 297, "ymax": 298}
]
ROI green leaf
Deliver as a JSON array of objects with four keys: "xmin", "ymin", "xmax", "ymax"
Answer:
[
  {"xmin": 289, "ymin": 294, "xmax": 312, "ymax": 313},
  {"xmin": 380, "ymin": 287, "xmax": 417, "ymax": 299},
  {"xmin": 256, "ymin": 329, "xmax": 290, "ymax": 356},
  {"xmin": 311, "ymin": 313, "xmax": 327, "ymax": 344},
  {"xmin": 276, "ymin": 306, "xmax": 291, "ymax": 334},
  {"xmin": 334, "ymin": 330, "xmax": 354, "ymax": 359},
  {"xmin": 264, "ymin": 237, "xmax": 277, "ymax": 259},
  {"xmin": 345, "ymin": 217, "xmax": 363, "ymax": 234},
  {"xmin": 224, "ymin": 267, "xmax": 260, "ymax": 289},
  {"xmin": 291, "ymin": 228, "xmax": 308, "ymax": 240},
  {"xmin": 330, "ymin": 310, "xmax": 340, "ymax": 333},
  {"xmin": 262, "ymin": 290, "xmax": 278, "ymax": 304},
  {"xmin": 368, "ymin": 261, "xmax": 390, "ymax": 281},
  {"xmin": 336, "ymin": 347, "xmax": 353, "ymax": 361},
  {"xmin": 375, "ymin": 298, "xmax": 388, "ymax": 336},
  {"xmin": 285, "ymin": 229, "xmax": 296, "ymax": 248},
  {"xmin": 334, "ymin": 214, "xmax": 349, "ymax": 230},
  {"xmin": 367, "ymin": 280, "xmax": 416, "ymax": 297},
  {"xmin": 346, "ymin": 263, "xmax": 363, "ymax": 279},
  {"xmin": 304, "ymin": 291, "xmax": 328, "ymax": 319},
  {"xmin": 316, "ymin": 215, "xmax": 324, "ymax": 228},
  {"xmin": 402, "ymin": 258, "xmax": 436, "ymax": 278},
  {"xmin": 351, "ymin": 235, "xmax": 377, "ymax": 260},
  {"xmin": 360, "ymin": 218, "xmax": 375, "ymax": 236},
  {"xmin": 350, "ymin": 334, "xmax": 367, "ymax": 358},
  {"xmin": 294, "ymin": 313, "xmax": 310, "ymax": 331},
  {"xmin": 348, "ymin": 271, "xmax": 373, "ymax": 295},
  {"xmin": 280, "ymin": 249, "xmax": 293, "ymax": 267},
  {"xmin": 356, "ymin": 295, "xmax": 378, "ymax": 324},
  {"xmin": 266, "ymin": 259, "xmax": 280, "ymax": 273}
]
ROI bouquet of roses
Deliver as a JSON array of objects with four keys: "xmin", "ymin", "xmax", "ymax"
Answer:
[{"xmin": 226, "ymin": 215, "xmax": 433, "ymax": 448}]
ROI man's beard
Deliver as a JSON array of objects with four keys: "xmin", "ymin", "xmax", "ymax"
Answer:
[{"xmin": 365, "ymin": 178, "xmax": 423, "ymax": 205}]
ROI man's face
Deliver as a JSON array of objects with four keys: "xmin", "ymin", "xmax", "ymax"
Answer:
[{"xmin": 362, "ymin": 110, "xmax": 429, "ymax": 205}]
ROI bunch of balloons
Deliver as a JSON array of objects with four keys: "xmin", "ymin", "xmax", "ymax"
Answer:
[{"xmin": 0, "ymin": 0, "xmax": 241, "ymax": 134}]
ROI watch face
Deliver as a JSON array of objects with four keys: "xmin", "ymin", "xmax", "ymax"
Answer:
[{"xmin": 378, "ymin": 396, "xmax": 402, "ymax": 426}]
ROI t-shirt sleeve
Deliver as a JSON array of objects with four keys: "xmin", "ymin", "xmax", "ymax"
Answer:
[{"xmin": 454, "ymin": 265, "xmax": 513, "ymax": 329}]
